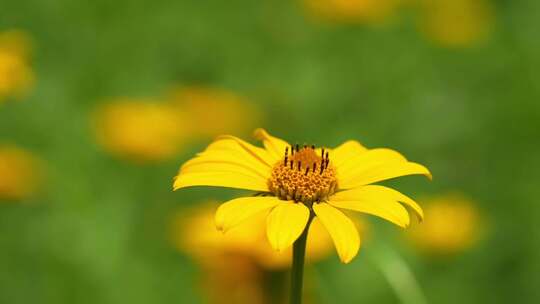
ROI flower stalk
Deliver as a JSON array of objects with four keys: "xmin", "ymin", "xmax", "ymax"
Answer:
[{"xmin": 290, "ymin": 213, "xmax": 314, "ymax": 304}]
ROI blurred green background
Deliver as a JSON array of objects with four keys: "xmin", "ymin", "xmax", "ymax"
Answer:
[{"xmin": 1, "ymin": 0, "xmax": 540, "ymax": 303}]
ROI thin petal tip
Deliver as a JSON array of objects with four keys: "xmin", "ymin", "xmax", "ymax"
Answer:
[
  {"xmin": 339, "ymin": 253, "xmax": 357, "ymax": 264},
  {"xmin": 253, "ymin": 128, "xmax": 264, "ymax": 134},
  {"xmin": 415, "ymin": 210, "xmax": 425, "ymax": 222},
  {"xmin": 253, "ymin": 128, "xmax": 269, "ymax": 139},
  {"xmin": 423, "ymin": 168, "xmax": 433, "ymax": 180}
]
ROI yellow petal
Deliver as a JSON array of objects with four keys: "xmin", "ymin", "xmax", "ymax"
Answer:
[
  {"xmin": 336, "ymin": 148, "xmax": 407, "ymax": 178},
  {"xmin": 214, "ymin": 135, "xmax": 276, "ymax": 166},
  {"xmin": 173, "ymin": 135, "xmax": 275, "ymax": 191},
  {"xmin": 182, "ymin": 150, "xmax": 271, "ymax": 178},
  {"xmin": 266, "ymin": 202, "xmax": 310, "ymax": 251},
  {"xmin": 339, "ymin": 161, "xmax": 432, "ymax": 189},
  {"xmin": 215, "ymin": 196, "xmax": 280, "ymax": 232},
  {"xmin": 253, "ymin": 128, "xmax": 290, "ymax": 162},
  {"xmin": 329, "ymin": 189, "xmax": 411, "ymax": 228},
  {"xmin": 173, "ymin": 171, "xmax": 269, "ymax": 192},
  {"xmin": 313, "ymin": 203, "xmax": 360, "ymax": 263},
  {"xmin": 332, "ymin": 185, "xmax": 424, "ymax": 221},
  {"xmin": 181, "ymin": 157, "xmax": 269, "ymax": 179},
  {"xmin": 330, "ymin": 140, "xmax": 368, "ymax": 168}
]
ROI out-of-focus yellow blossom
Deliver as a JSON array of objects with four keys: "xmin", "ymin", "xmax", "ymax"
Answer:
[
  {"xmin": 92, "ymin": 99, "xmax": 188, "ymax": 162},
  {"xmin": 172, "ymin": 203, "xmax": 334, "ymax": 270},
  {"xmin": 303, "ymin": 0, "xmax": 401, "ymax": 24},
  {"xmin": 407, "ymin": 193, "xmax": 482, "ymax": 255},
  {"xmin": 171, "ymin": 203, "xmax": 338, "ymax": 304},
  {"xmin": 418, "ymin": 0, "xmax": 494, "ymax": 47},
  {"xmin": 0, "ymin": 30, "xmax": 34, "ymax": 102},
  {"xmin": 0, "ymin": 29, "xmax": 33, "ymax": 58},
  {"xmin": 168, "ymin": 86, "xmax": 261, "ymax": 138},
  {"xmin": 172, "ymin": 204, "xmax": 269, "ymax": 304},
  {"xmin": 0, "ymin": 145, "xmax": 43, "ymax": 200},
  {"xmin": 195, "ymin": 253, "xmax": 267, "ymax": 304}
]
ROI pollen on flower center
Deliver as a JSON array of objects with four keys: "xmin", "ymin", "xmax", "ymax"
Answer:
[{"xmin": 268, "ymin": 144, "xmax": 337, "ymax": 205}]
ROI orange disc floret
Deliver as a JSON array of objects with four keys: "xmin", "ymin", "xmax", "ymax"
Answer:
[{"xmin": 268, "ymin": 145, "xmax": 337, "ymax": 204}]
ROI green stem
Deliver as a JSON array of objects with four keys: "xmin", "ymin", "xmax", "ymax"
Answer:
[{"xmin": 290, "ymin": 214, "xmax": 313, "ymax": 304}]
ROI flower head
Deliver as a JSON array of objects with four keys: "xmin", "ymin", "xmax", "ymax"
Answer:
[
  {"xmin": 92, "ymin": 98, "xmax": 188, "ymax": 162},
  {"xmin": 0, "ymin": 145, "xmax": 44, "ymax": 200},
  {"xmin": 168, "ymin": 86, "xmax": 261, "ymax": 138},
  {"xmin": 418, "ymin": 0, "xmax": 494, "ymax": 48},
  {"xmin": 171, "ymin": 203, "xmax": 337, "ymax": 303},
  {"xmin": 0, "ymin": 29, "xmax": 33, "ymax": 58},
  {"xmin": 407, "ymin": 193, "xmax": 482, "ymax": 255},
  {"xmin": 0, "ymin": 29, "xmax": 34, "ymax": 102},
  {"xmin": 303, "ymin": 0, "xmax": 400, "ymax": 24},
  {"xmin": 172, "ymin": 202, "xmax": 334, "ymax": 270},
  {"xmin": 173, "ymin": 129, "xmax": 431, "ymax": 263}
]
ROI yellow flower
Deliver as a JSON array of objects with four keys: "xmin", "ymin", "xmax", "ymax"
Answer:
[
  {"xmin": 418, "ymin": 0, "xmax": 494, "ymax": 47},
  {"xmin": 172, "ymin": 203, "xmax": 341, "ymax": 304},
  {"xmin": 172, "ymin": 203, "xmax": 334, "ymax": 270},
  {"xmin": 173, "ymin": 129, "xmax": 431, "ymax": 263},
  {"xmin": 0, "ymin": 29, "xmax": 33, "ymax": 58},
  {"xmin": 168, "ymin": 86, "xmax": 261, "ymax": 138},
  {"xmin": 0, "ymin": 30, "xmax": 34, "ymax": 102},
  {"xmin": 407, "ymin": 193, "xmax": 482, "ymax": 255},
  {"xmin": 303, "ymin": 0, "xmax": 400, "ymax": 24},
  {"xmin": 176, "ymin": 212, "xmax": 268, "ymax": 304},
  {"xmin": 92, "ymin": 99, "xmax": 188, "ymax": 162},
  {"xmin": 0, "ymin": 145, "xmax": 43, "ymax": 200}
]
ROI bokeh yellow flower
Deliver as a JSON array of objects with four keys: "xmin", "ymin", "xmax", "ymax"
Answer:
[
  {"xmin": 0, "ymin": 29, "xmax": 34, "ymax": 102},
  {"xmin": 417, "ymin": 0, "xmax": 494, "ymax": 47},
  {"xmin": 0, "ymin": 145, "xmax": 43, "ymax": 201},
  {"xmin": 171, "ymin": 203, "xmax": 335, "ymax": 304},
  {"xmin": 92, "ymin": 98, "xmax": 188, "ymax": 162},
  {"xmin": 172, "ymin": 203, "xmax": 334, "ymax": 270},
  {"xmin": 167, "ymin": 86, "xmax": 261, "ymax": 138},
  {"xmin": 303, "ymin": 0, "xmax": 401, "ymax": 24},
  {"xmin": 173, "ymin": 129, "xmax": 431, "ymax": 263},
  {"xmin": 0, "ymin": 29, "xmax": 33, "ymax": 58},
  {"xmin": 407, "ymin": 193, "xmax": 482, "ymax": 255}
]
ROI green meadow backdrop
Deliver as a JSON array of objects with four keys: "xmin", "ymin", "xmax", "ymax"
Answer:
[{"xmin": 1, "ymin": 0, "xmax": 539, "ymax": 303}]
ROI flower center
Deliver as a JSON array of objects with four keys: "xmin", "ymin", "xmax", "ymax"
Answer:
[{"xmin": 268, "ymin": 144, "xmax": 337, "ymax": 205}]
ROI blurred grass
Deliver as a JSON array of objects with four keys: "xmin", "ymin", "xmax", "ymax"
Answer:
[{"xmin": 1, "ymin": 0, "xmax": 540, "ymax": 303}]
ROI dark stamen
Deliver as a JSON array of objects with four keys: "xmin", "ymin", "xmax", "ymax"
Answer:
[
  {"xmin": 311, "ymin": 145, "xmax": 315, "ymax": 150},
  {"xmin": 291, "ymin": 145, "xmax": 294, "ymax": 155},
  {"xmin": 290, "ymin": 160, "xmax": 293, "ymax": 169},
  {"xmin": 298, "ymin": 161, "xmax": 302, "ymax": 171},
  {"xmin": 284, "ymin": 147, "xmax": 288, "ymax": 165},
  {"xmin": 325, "ymin": 158, "xmax": 330, "ymax": 168},
  {"xmin": 304, "ymin": 166, "xmax": 309, "ymax": 175},
  {"xmin": 313, "ymin": 163, "xmax": 317, "ymax": 172},
  {"xmin": 295, "ymin": 144, "xmax": 299, "ymax": 152},
  {"xmin": 321, "ymin": 148, "xmax": 325, "ymax": 159}
]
